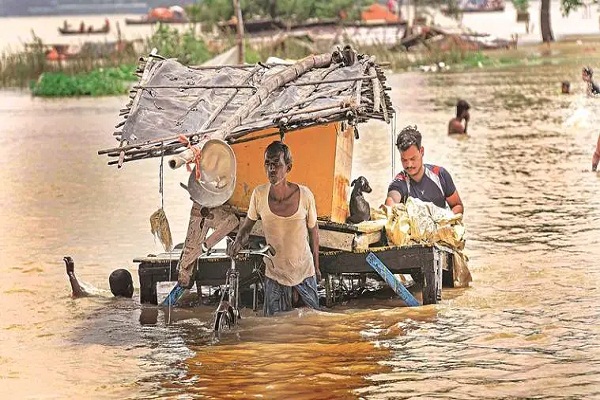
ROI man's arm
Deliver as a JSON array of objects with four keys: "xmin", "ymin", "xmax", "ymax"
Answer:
[
  {"xmin": 308, "ymin": 224, "xmax": 321, "ymax": 281},
  {"xmin": 385, "ymin": 190, "xmax": 402, "ymax": 206},
  {"xmin": 64, "ymin": 257, "xmax": 88, "ymax": 298},
  {"xmin": 592, "ymin": 134, "xmax": 600, "ymax": 171},
  {"xmin": 446, "ymin": 190, "xmax": 464, "ymax": 215},
  {"xmin": 227, "ymin": 217, "xmax": 257, "ymax": 257},
  {"xmin": 68, "ymin": 271, "xmax": 88, "ymax": 298}
]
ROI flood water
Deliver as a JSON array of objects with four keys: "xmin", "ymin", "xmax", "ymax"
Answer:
[{"xmin": 1, "ymin": 44, "xmax": 600, "ymax": 399}]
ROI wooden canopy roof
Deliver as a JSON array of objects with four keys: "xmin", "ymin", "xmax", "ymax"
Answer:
[{"xmin": 98, "ymin": 46, "xmax": 394, "ymax": 167}]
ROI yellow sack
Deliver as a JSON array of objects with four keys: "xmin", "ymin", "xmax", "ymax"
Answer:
[
  {"xmin": 381, "ymin": 204, "xmax": 411, "ymax": 246},
  {"xmin": 405, "ymin": 197, "xmax": 437, "ymax": 243}
]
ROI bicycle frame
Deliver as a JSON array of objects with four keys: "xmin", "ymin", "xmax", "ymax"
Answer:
[{"xmin": 209, "ymin": 242, "xmax": 275, "ymax": 334}]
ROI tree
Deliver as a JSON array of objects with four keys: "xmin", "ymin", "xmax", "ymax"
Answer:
[
  {"xmin": 561, "ymin": 0, "xmax": 586, "ymax": 15},
  {"xmin": 186, "ymin": 0, "xmax": 374, "ymax": 26},
  {"xmin": 540, "ymin": 0, "xmax": 554, "ymax": 42},
  {"xmin": 541, "ymin": 0, "xmax": 590, "ymax": 43}
]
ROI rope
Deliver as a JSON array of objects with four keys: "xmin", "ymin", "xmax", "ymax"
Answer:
[
  {"xmin": 391, "ymin": 109, "xmax": 397, "ymax": 180},
  {"xmin": 159, "ymin": 146, "xmax": 165, "ymax": 210},
  {"xmin": 178, "ymin": 135, "xmax": 202, "ymax": 180},
  {"xmin": 160, "ymin": 146, "xmax": 173, "ymax": 325}
]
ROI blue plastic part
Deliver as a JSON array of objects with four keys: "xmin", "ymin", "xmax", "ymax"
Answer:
[
  {"xmin": 160, "ymin": 283, "xmax": 186, "ymax": 306},
  {"xmin": 365, "ymin": 252, "xmax": 421, "ymax": 307}
]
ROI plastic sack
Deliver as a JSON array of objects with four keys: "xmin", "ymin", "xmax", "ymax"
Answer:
[
  {"xmin": 378, "ymin": 204, "xmax": 411, "ymax": 246},
  {"xmin": 452, "ymin": 250, "xmax": 472, "ymax": 288},
  {"xmin": 405, "ymin": 197, "xmax": 437, "ymax": 243}
]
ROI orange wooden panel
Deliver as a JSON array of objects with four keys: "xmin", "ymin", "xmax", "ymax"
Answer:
[
  {"xmin": 332, "ymin": 124, "xmax": 354, "ymax": 222},
  {"xmin": 228, "ymin": 122, "xmax": 354, "ymax": 222}
]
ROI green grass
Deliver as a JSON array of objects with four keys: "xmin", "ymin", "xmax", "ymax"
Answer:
[
  {"xmin": 30, "ymin": 65, "xmax": 137, "ymax": 97},
  {"xmin": 0, "ymin": 27, "xmax": 217, "ymax": 97}
]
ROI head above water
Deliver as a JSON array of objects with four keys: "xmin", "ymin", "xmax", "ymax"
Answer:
[
  {"xmin": 456, "ymin": 99, "xmax": 470, "ymax": 118},
  {"xmin": 264, "ymin": 141, "xmax": 293, "ymax": 185},
  {"xmin": 109, "ymin": 269, "xmax": 134, "ymax": 298},
  {"xmin": 396, "ymin": 125, "xmax": 425, "ymax": 180}
]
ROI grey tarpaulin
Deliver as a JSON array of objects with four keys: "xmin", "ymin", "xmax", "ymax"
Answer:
[{"xmin": 99, "ymin": 47, "xmax": 394, "ymax": 165}]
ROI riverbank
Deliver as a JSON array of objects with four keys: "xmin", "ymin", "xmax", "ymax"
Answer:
[
  {"xmin": 0, "ymin": 25, "xmax": 220, "ymax": 96},
  {"xmin": 2, "ymin": 0, "xmax": 599, "ymax": 97}
]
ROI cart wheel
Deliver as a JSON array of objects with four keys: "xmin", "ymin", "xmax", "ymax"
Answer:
[
  {"xmin": 228, "ymin": 305, "xmax": 238, "ymax": 325},
  {"xmin": 214, "ymin": 310, "xmax": 232, "ymax": 332},
  {"xmin": 214, "ymin": 305, "xmax": 238, "ymax": 332}
]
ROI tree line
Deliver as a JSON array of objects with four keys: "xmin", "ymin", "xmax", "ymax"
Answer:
[{"xmin": 185, "ymin": 0, "xmax": 595, "ymax": 43}]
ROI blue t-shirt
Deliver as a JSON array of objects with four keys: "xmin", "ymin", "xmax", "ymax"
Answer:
[{"xmin": 387, "ymin": 164, "xmax": 457, "ymax": 209}]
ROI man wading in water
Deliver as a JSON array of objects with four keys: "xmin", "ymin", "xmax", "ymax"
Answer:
[
  {"xmin": 227, "ymin": 141, "xmax": 321, "ymax": 316},
  {"xmin": 592, "ymin": 134, "xmax": 600, "ymax": 172},
  {"xmin": 64, "ymin": 256, "xmax": 134, "ymax": 298},
  {"xmin": 448, "ymin": 99, "xmax": 471, "ymax": 135},
  {"xmin": 386, "ymin": 125, "xmax": 464, "ymax": 214}
]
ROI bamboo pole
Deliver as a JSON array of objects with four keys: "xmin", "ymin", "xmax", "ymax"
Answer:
[
  {"xmin": 133, "ymin": 84, "xmax": 256, "ymax": 90},
  {"xmin": 233, "ymin": 0, "xmax": 245, "ymax": 65},
  {"xmin": 133, "ymin": 75, "xmax": 376, "ymax": 91},
  {"xmin": 198, "ymin": 65, "xmax": 261, "ymax": 131}
]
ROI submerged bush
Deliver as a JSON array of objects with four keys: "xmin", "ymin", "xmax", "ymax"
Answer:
[
  {"xmin": 1, "ymin": 27, "xmax": 216, "ymax": 93},
  {"xmin": 30, "ymin": 65, "xmax": 137, "ymax": 97}
]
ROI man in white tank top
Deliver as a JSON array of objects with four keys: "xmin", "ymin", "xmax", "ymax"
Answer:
[{"xmin": 228, "ymin": 141, "xmax": 321, "ymax": 315}]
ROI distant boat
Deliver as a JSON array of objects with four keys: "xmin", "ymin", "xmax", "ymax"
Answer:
[
  {"xmin": 58, "ymin": 21, "xmax": 110, "ymax": 35},
  {"xmin": 124, "ymin": 17, "xmax": 189, "ymax": 25},
  {"xmin": 58, "ymin": 25, "xmax": 110, "ymax": 35},
  {"xmin": 125, "ymin": 6, "xmax": 189, "ymax": 25}
]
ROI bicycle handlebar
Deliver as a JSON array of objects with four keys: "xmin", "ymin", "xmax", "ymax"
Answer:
[
  {"xmin": 237, "ymin": 243, "xmax": 276, "ymax": 257},
  {"xmin": 200, "ymin": 243, "xmax": 276, "ymax": 259}
]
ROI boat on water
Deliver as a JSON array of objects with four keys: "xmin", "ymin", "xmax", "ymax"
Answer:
[
  {"xmin": 125, "ymin": 5, "xmax": 189, "ymax": 25},
  {"xmin": 58, "ymin": 20, "xmax": 110, "ymax": 35}
]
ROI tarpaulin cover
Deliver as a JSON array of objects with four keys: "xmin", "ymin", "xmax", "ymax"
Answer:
[{"xmin": 120, "ymin": 57, "xmax": 370, "ymax": 144}]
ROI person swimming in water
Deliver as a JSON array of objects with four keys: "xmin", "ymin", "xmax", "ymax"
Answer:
[
  {"xmin": 582, "ymin": 67, "xmax": 600, "ymax": 96},
  {"xmin": 448, "ymin": 99, "xmax": 471, "ymax": 135},
  {"xmin": 64, "ymin": 256, "xmax": 134, "ymax": 298}
]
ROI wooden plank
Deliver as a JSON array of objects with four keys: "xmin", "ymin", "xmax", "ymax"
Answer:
[
  {"xmin": 354, "ymin": 231, "xmax": 381, "ymax": 250},
  {"xmin": 321, "ymin": 229, "xmax": 355, "ymax": 251},
  {"xmin": 241, "ymin": 218, "xmax": 357, "ymax": 252},
  {"xmin": 321, "ymin": 246, "xmax": 435, "ymax": 274},
  {"xmin": 331, "ymin": 124, "xmax": 354, "ymax": 223}
]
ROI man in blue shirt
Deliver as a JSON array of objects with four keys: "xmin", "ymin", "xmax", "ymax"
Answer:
[{"xmin": 385, "ymin": 125, "xmax": 464, "ymax": 214}]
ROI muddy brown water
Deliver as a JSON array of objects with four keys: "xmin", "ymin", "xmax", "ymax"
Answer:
[{"xmin": 1, "ymin": 47, "xmax": 600, "ymax": 399}]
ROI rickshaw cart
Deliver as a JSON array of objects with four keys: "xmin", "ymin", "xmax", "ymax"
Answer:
[{"xmin": 99, "ymin": 47, "xmax": 455, "ymax": 309}]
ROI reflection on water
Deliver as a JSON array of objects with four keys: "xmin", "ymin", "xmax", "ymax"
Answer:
[{"xmin": 1, "ymin": 45, "xmax": 600, "ymax": 399}]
